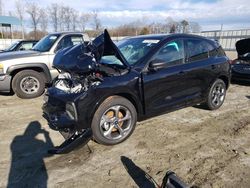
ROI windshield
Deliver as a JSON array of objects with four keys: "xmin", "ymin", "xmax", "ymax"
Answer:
[
  {"xmin": 5, "ymin": 41, "xmax": 19, "ymax": 51},
  {"xmin": 32, "ymin": 34, "xmax": 60, "ymax": 52},
  {"xmin": 117, "ymin": 38, "xmax": 160, "ymax": 65}
]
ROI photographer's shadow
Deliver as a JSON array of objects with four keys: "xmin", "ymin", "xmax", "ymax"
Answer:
[{"xmin": 7, "ymin": 121, "xmax": 54, "ymax": 188}]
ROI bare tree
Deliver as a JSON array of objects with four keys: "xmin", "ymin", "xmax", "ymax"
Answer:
[
  {"xmin": 169, "ymin": 24, "xmax": 176, "ymax": 33},
  {"xmin": 15, "ymin": 0, "xmax": 25, "ymax": 38},
  {"xmin": 140, "ymin": 27, "xmax": 150, "ymax": 35},
  {"xmin": 180, "ymin": 20, "xmax": 189, "ymax": 33},
  {"xmin": 48, "ymin": 3, "xmax": 59, "ymax": 32},
  {"xmin": 39, "ymin": 8, "xmax": 48, "ymax": 33},
  {"xmin": 91, "ymin": 11, "xmax": 102, "ymax": 31},
  {"xmin": 58, "ymin": 5, "xmax": 66, "ymax": 31},
  {"xmin": 165, "ymin": 17, "xmax": 178, "ymax": 33},
  {"xmin": 79, "ymin": 13, "xmax": 90, "ymax": 32},
  {"xmin": 70, "ymin": 10, "xmax": 79, "ymax": 31},
  {"xmin": 48, "ymin": 4, "xmax": 78, "ymax": 32},
  {"xmin": 189, "ymin": 22, "xmax": 202, "ymax": 33},
  {"xmin": 63, "ymin": 6, "xmax": 72, "ymax": 31},
  {"xmin": 26, "ymin": 2, "xmax": 41, "ymax": 39}
]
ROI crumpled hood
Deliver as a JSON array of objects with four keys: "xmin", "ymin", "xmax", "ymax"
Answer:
[
  {"xmin": 53, "ymin": 29, "xmax": 129, "ymax": 74},
  {"xmin": 94, "ymin": 29, "xmax": 129, "ymax": 66},
  {"xmin": 0, "ymin": 50, "xmax": 41, "ymax": 61},
  {"xmin": 236, "ymin": 38, "xmax": 250, "ymax": 57}
]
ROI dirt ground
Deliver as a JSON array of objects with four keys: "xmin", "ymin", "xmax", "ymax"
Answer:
[{"xmin": 0, "ymin": 82, "xmax": 250, "ymax": 188}]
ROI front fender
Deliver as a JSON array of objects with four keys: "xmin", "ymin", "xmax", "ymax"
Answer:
[
  {"xmin": 6, "ymin": 63, "xmax": 52, "ymax": 83},
  {"xmin": 75, "ymin": 73, "xmax": 143, "ymax": 130}
]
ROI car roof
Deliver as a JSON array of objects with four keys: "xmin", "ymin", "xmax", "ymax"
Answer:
[
  {"xmin": 49, "ymin": 31, "xmax": 85, "ymax": 36},
  {"xmin": 127, "ymin": 33, "xmax": 211, "ymax": 41},
  {"xmin": 19, "ymin": 40, "xmax": 38, "ymax": 42},
  {"xmin": 48, "ymin": 32, "xmax": 90, "ymax": 41}
]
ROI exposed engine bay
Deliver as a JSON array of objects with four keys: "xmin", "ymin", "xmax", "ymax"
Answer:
[
  {"xmin": 53, "ymin": 64, "xmax": 128, "ymax": 94},
  {"xmin": 52, "ymin": 30, "xmax": 129, "ymax": 94},
  {"xmin": 54, "ymin": 72, "xmax": 102, "ymax": 93}
]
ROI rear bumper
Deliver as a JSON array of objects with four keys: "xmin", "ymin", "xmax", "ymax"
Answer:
[
  {"xmin": 0, "ymin": 74, "xmax": 12, "ymax": 92},
  {"xmin": 231, "ymin": 64, "xmax": 250, "ymax": 81}
]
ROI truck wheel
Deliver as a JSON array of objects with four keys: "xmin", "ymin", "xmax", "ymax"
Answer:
[
  {"xmin": 91, "ymin": 96, "xmax": 137, "ymax": 145},
  {"xmin": 12, "ymin": 70, "xmax": 45, "ymax": 99},
  {"xmin": 204, "ymin": 79, "xmax": 226, "ymax": 110}
]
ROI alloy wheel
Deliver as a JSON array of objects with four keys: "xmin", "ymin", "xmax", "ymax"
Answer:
[
  {"xmin": 211, "ymin": 83, "xmax": 225, "ymax": 107},
  {"xmin": 100, "ymin": 105, "xmax": 132, "ymax": 140}
]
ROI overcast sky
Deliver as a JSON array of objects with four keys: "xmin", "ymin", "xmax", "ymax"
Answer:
[{"xmin": 3, "ymin": 0, "xmax": 250, "ymax": 31}]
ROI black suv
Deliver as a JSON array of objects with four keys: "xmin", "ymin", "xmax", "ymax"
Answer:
[{"xmin": 43, "ymin": 30, "xmax": 231, "ymax": 154}]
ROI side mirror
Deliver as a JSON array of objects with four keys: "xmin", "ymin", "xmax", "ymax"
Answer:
[
  {"xmin": 148, "ymin": 59, "xmax": 166, "ymax": 71},
  {"xmin": 19, "ymin": 47, "xmax": 25, "ymax": 51}
]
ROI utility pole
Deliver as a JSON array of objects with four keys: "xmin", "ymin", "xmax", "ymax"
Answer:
[{"xmin": 219, "ymin": 24, "xmax": 223, "ymax": 43}]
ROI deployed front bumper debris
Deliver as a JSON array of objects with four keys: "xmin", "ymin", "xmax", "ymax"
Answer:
[
  {"xmin": 48, "ymin": 129, "xmax": 92, "ymax": 154},
  {"xmin": 43, "ymin": 91, "xmax": 93, "ymax": 154}
]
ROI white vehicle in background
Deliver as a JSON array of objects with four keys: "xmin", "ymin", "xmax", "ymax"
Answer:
[{"xmin": 0, "ymin": 32, "xmax": 89, "ymax": 99}]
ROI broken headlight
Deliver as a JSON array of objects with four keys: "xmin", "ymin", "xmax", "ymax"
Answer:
[{"xmin": 66, "ymin": 102, "xmax": 77, "ymax": 120}]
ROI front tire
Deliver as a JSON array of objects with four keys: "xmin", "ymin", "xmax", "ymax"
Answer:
[
  {"xmin": 204, "ymin": 79, "xmax": 226, "ymax": 110},
  {"xmin": 12, "ymin": 70, "xmax": 45, "ymax": 99},
  {"xmin": 91, "ymin": 96, "xmax": 137, "ymax": 145}
]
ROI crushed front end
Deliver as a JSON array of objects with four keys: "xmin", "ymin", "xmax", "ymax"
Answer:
[
  {"xmin": 42, "ymin": 29, "xmax": 130, "ymax": 154},
  {"xmin": 43, "ymin": 69, "xmax": 105, "ymax": 154},
  {"xmin": 43, "ymin": 84, "xmax": 93, "ymax": 154}
]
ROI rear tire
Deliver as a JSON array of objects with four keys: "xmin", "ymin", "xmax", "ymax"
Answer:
[
  {"xmin": 204, "ymin": 79, "xmax": 226, "ymax": 110},
  {"xmin": 91, "ymin": 96, "xmax": 137, "ymax": 145},
  {"xmin": 12, "ymin": 70, "xmax": 45, "ymax": 99}
]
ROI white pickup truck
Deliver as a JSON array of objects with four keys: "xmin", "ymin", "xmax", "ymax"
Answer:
[{"xmin": 0, "ymin": 32, "xmax": 89, "ymax": 98}]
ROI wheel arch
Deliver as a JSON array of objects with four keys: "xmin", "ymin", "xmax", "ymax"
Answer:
[
  {"xmin": 7, "ymin": 63, "xmax": 52, "ymax": 83},
  {"xmin": 217, "ymin": 75, "xmax": 230, "ymax": 89},
  {"xmin": 114, "ymin": 92, "xmax": 144, "ymax": 116},
  {"xmin": 87, "ymin": 92, "xmax": 143, "ymax": 127}
]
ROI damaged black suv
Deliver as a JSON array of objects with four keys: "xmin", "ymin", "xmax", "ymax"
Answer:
[{"xmin": 43, "ymin": 30, "xmax": 231, "ymax": 154}]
